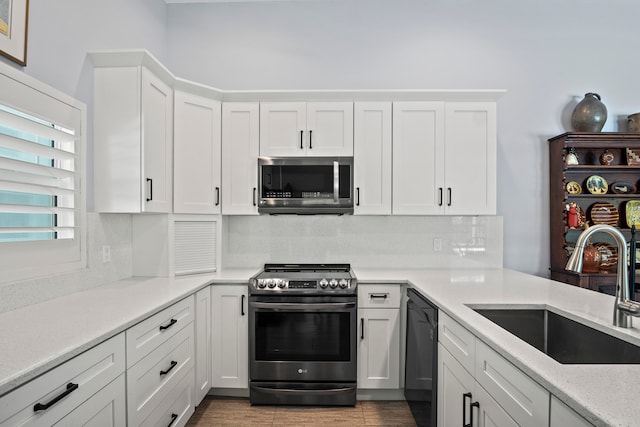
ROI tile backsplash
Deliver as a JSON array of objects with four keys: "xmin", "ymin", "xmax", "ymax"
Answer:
[
  {"xmin": 222, "ymin": 215, "xmax": 503, "ymax": 270},
  {"xmin": 0, "ymin": 213, "xmax": 132, "ymax": 314}
]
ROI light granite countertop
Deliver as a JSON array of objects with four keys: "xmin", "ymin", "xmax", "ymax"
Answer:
[{"xmin": 1, "ymin": 267, "xmax": 639, "ymax": 426}]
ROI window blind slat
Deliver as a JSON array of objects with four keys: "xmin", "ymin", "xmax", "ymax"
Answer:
[
  {"xmin": 0, "ymin": 109, "xmax": 76, "ymax": 142},
  {"xmin": 0, "ymin": 179, "xmax": 77, "ymax": 198},
  {"xmin": 0, "ymin": 203, "xmax": 75, "ymax": 215},
  {"xmin": 0, "ymin": 133, "xmax": 76, "ymax": 161},
  {"xmin": 0, "ymin": 157, "xmax": 76, "ymax": 179}
]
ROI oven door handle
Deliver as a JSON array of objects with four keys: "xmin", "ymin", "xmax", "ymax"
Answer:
[
  {"xmin": 249, "ymin": 301, "xmax": 356, "ymax": 310},
  {"xmin": 251, "ymin": 385, "xmax": 354, "ymax": 396},
  {"xmin": 333, "ymin": 160, "xmax": 339, "ymax": 203}
]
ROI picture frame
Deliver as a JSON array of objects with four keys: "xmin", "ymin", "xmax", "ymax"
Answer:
[{"xmin": 0, "ymin": 0, "xmax": 29, "ymax": 66}]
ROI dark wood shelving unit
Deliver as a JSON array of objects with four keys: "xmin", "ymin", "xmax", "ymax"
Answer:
[{"xmin": 549, "ymin": 132, "xmax": 640, "ymax": 298}]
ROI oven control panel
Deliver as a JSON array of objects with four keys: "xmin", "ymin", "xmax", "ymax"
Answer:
[{"xmin": 252, "ymin": 277, "xmax": 355, "ymax": 293}]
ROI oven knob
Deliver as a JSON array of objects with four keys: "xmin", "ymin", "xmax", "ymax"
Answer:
[
  {"xmin": 257, "ymin": 279, "xmax": 267, "ymax": 289},
  {"xmin": 319, "ymin": 279, "xmax": 329, "ymax": 289},
  {"xmin": 329, "ymin": 279, "xmax": 338, "ymax": 289},
  {"xmin": 277, "ymin": 279, "xmax": 286, "ymax": 288},
  {"xmin": 339, "ymin": 279, "xmax": 349, "ymax": 289},
  {"xmin": 267, "ymin": 279, "xmax": 276, "ymax": 288}
]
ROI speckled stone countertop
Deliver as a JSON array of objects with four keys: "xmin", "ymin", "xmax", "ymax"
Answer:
[{"xmin": 1, "ymin": 267, "xmax": 639, "ymax": 426}]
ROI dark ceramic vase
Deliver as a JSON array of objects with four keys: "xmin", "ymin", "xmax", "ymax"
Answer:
[{"xmin": 571, "ymin": 93, "xmax": 607, "ymax": 132}]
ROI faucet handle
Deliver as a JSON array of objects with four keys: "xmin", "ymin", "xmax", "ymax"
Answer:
[{"xmin": 618, "ymin": 299, "xmax": 640, "ymax": 316}]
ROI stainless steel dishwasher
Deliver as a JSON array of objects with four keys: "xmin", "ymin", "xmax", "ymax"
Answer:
[{"xmin": 405, "ymin": 288, "xmax": 438, "ymax": 427}]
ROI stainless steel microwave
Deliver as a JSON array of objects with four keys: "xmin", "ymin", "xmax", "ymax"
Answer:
[{"xmin": 257, "ymin": 157, "xmax": 354, "ymax": 214}]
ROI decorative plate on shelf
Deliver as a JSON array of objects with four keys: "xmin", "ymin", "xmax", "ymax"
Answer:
[
  {"xmin": 566, "ymin": 181, "xmax": 582, "ymax": 195},
  {"xmin": 626, "ymin": 200, "xmax": 640, "ymax": 228},
  {"xmin": 586, "ymin": 175, "xmax": 608, "ymax": 195},
  {"xmin": 589, "ymin": 202, "xmax": 618, "ymax": 225},
  {"xmin": 611, "ymin": 182, "xmax": 637, "ymax": 194},
  {"xmin": 594, "ymin": 242, "xmax": 617, "ymax": 272}
]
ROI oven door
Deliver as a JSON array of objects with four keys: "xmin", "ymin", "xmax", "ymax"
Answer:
[{"xmin": 249, "ymin": 295, "xmax": 357, "ymax": 383}]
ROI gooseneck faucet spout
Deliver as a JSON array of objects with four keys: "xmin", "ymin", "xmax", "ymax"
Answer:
[{"xmin": 565, "ymin": 224, "xmax": 640, "ymax": 328}]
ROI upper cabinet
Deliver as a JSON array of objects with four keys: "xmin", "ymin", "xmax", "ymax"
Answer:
[
  {"xmin": 354, "ymin": 102, "xmax": 392, "ymax": 215},
  {"xmin": 260, "ymin": 102, "xmax": 354, "ymax": 157},
  {"xmin": 222, "ymin": 102, "xmax": 260, "ymax": 215},
  {"xmin": 392, "ymin": 102, "xmax": 497, "ymax": 215},
  {"xmin": 93, "ymin": 64, "xmax": 173, "ymax": 213},
  {"xmin": 174, "ymin": 90, "xmax": 222, "ymax": 214}
]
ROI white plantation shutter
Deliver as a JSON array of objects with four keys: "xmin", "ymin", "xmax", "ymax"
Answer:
[
  {"xmin": 174, "ymin": 220, "xmax": 217, "ymax": 275},
  {"xmin": 0, "ymin": 63, "xmax": 86, "ymax": 282}
]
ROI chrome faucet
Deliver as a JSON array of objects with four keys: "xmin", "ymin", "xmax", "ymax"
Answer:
[{"xmin": 565, "ymin": 224, "xmax": 640, "ymax": 328}]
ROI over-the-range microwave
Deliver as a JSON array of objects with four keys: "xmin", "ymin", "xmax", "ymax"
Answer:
[{"xmin": 257, "ymin": 156, "xmax": 354, "ymax": 215}]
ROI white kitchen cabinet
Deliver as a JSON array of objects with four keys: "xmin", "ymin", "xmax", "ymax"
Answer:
[
  {"xmin": 0, "ymin": 334, "xmax": 125, "ymax": 427},
  {"xmin": 439, "ymin": 346, "xmax": 517, "ymax": 427},
  {"xmin": 357, "ymin": 284, "xmax": 400, "ymax": 389},
  {"xmin": 93, "ymin": 65, "xmax": 173, "ymax": 213},
  {"xmin": 174, "ymin": 90, "xmax": 222, "ymax": 214},
  {"xmin": 260, "ymin": 102, "xmax": 353, "ymax": 157},
  {"xmin": 194, "ymin": 287, "xmax": 212, "ymax": 405},
  {"xmin": 354, "ymin": 102, "xmax": 392, "ymax": 215},
  {"xmin": 438, "ymin": 312, "xmax": 549, "ymax": 427},
  {"xmin": 221, "ymin": 102, "xmax": 259, "ymax": 215},
  {"xmin": 211, "ymin": 285, "xmax": 249, "ymax": 388},
  {"xmin": 53, "ymin": 375, "xmax": 126, "ymax": 427},
  {"xmin": 550, "ymin": 395, "xmax": 593, "ymax": 427},
  {"xmin": 392, "ymin": 101, "xmax": 496, "ymax": 215}
]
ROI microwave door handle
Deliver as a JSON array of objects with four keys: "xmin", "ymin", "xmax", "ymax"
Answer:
[{"xmin": 333, "ymin": 160, "xmax": 339, "ymax": 203}]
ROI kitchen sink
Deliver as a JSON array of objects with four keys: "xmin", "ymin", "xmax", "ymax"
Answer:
[{"xmin": 472, "ymin": 307, "xmax": 640, "ymax": 364}]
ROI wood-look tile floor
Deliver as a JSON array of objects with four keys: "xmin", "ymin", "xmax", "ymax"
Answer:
[{"xmin": 187, "ymin": 397, "xmax": 418, "ymax": 426}]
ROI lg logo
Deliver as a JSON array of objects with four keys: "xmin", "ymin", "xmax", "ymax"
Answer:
[{"xmin": 297, "ymin": 368, "xmax": 308, "ymax": 374}]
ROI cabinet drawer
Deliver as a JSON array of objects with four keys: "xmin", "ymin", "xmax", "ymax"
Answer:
[
  {"xmin": 53, "ymin": 374, "xmax": 126, "ymax": 427},
  {"xmin": 126, "ymin": 295, "xmax": 194, "ymax": 368},
  {"xmin": 0, "ymin": 333, "xmax": 125, "ymax": 427},
  {"xmin": 475, "ymin": 340, "xmax": 549, "ymax": 427},
  {"xmin": 127, "ymin": 322, "xmax": 195, "ymax": 426},
  {"xmin": 358, "ymin": 284, "xmax": 400, "ymax": 308},
  {"xmin": 438, "ymin": 312, "xmax": 475, "ymax": 375},
  {"xmin": 140, "ymin": 368, "xmax": 195, "ymax": 427}
]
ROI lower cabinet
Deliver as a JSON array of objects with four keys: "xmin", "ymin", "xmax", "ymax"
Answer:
[
  {"xmin": 438, "ymin": 344, "xmax": 517, "ymax": 427},
  {"xmin": 53, "ymin": 374, "xmax": 126, "ymax": 427},
  {"xmin": 194, "ymin": 287, "xmax": 212, "ymax": 405},
  {"xmin": 357, "ymin": 284, "xmax": 401, "ymax": 389},
  {"xmin": 211, "ymin": 284, "xmax": 249, "ymax": 389},
  {"xmin": 125, "ymin": 296, "xmax": 196, "ymax": 427},
  {"xmin": 0, "ymin": 333, "xmax": 125, "ymax": 427},
  {"xmin": 438, "ymin": 312, "xmax": 550, "ymax": 427}
]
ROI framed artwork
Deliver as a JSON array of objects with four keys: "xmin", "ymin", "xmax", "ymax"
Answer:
[{"xmin": 0, "ymin": 0, "xmax": 29, "ymax": 66}]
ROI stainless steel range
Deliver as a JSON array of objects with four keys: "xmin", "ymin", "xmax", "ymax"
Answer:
[{"xmin": 248, "ymin": 264, "xmax": 358, "ymax": 406}]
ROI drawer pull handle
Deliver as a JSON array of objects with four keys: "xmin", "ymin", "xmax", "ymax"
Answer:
[
  {"xmin": 160, "ymin": 360, "xmax": 178, "ymax": 376},
  {"xmin": 168, "ymin": 413, "xmax": 178, "ymax": 427},
  {"xmin": 462, "ymin": 392, "xmax": 472, "ymax": 427},
  {"xmin": 33, "ymin": 382, "xmax": 78, "ymax": 412},
  {"xmin": 369, "ymin": 293, "xmax": 388, "ymax": 299},
  {"xmin": 159, "ymin": 318, "xmax": 177, "ymax": 331}
]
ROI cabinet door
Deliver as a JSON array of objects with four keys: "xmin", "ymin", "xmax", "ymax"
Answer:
[
  {"xmin": 195, "ymin": 287, "xmax": 212, "ymax": 405},
  {"xmin": 259, "ymin": 102, "xmax": 306, "ymax": 156},
  {"xmin": 354, "ymin": 102, "xmax": 392, "ymax": 215},
  {"xmin": 444, "ymin": 102, "xmax": 497, "ymax": 215},
  {"xmin": 550, "ymin": 395, "xmax": 593, "ymax": 427},
  {"xmin": 392, "ymin": 102, "xmax": 445, "ymax": 215},
  {"xmin": 53, "ymin": 375, "xmax": 126, "ymax": 427},
  {"xmin": 474, "ymin": 384, "xmax": 518, "ymax": 427},
  {"xmin": 211, "ymin": 285, "xmax": 248, "ymax": 388},
  {"xmin": 358, "ymin": 308, "xmax": 400, "ymax": 389},
  {"xmin": 306, "ymin": 102, "xmax": 354, "ymax": 156},
  {"xmin": 174, "ymin": 91, "xmax": 221, "ymax": 214},
  {"xmin": 221, "ymin": 102, "xmax": 259, "ymax": 215},
  {"xmin": 141, "ymin": 68, "xmax": 173, "ymax": 213},
  {"xmin": 437, "ymin": 344, "xmax": 474, "ymax": 427}
]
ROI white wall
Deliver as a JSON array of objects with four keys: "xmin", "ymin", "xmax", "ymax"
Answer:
[{"xmin": 166, "ymin": 0, "xmax": 640, "ymax": 277}]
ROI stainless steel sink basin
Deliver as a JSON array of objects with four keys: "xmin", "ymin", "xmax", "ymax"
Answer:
[{"xmin": 472, "ymin": 307, "xmax": 640, "ymax": 364}]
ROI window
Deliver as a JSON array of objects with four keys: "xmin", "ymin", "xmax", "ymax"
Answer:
[{"xmin": 0, "ymin": 63, "xmax": 86, "ymax": 283}]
